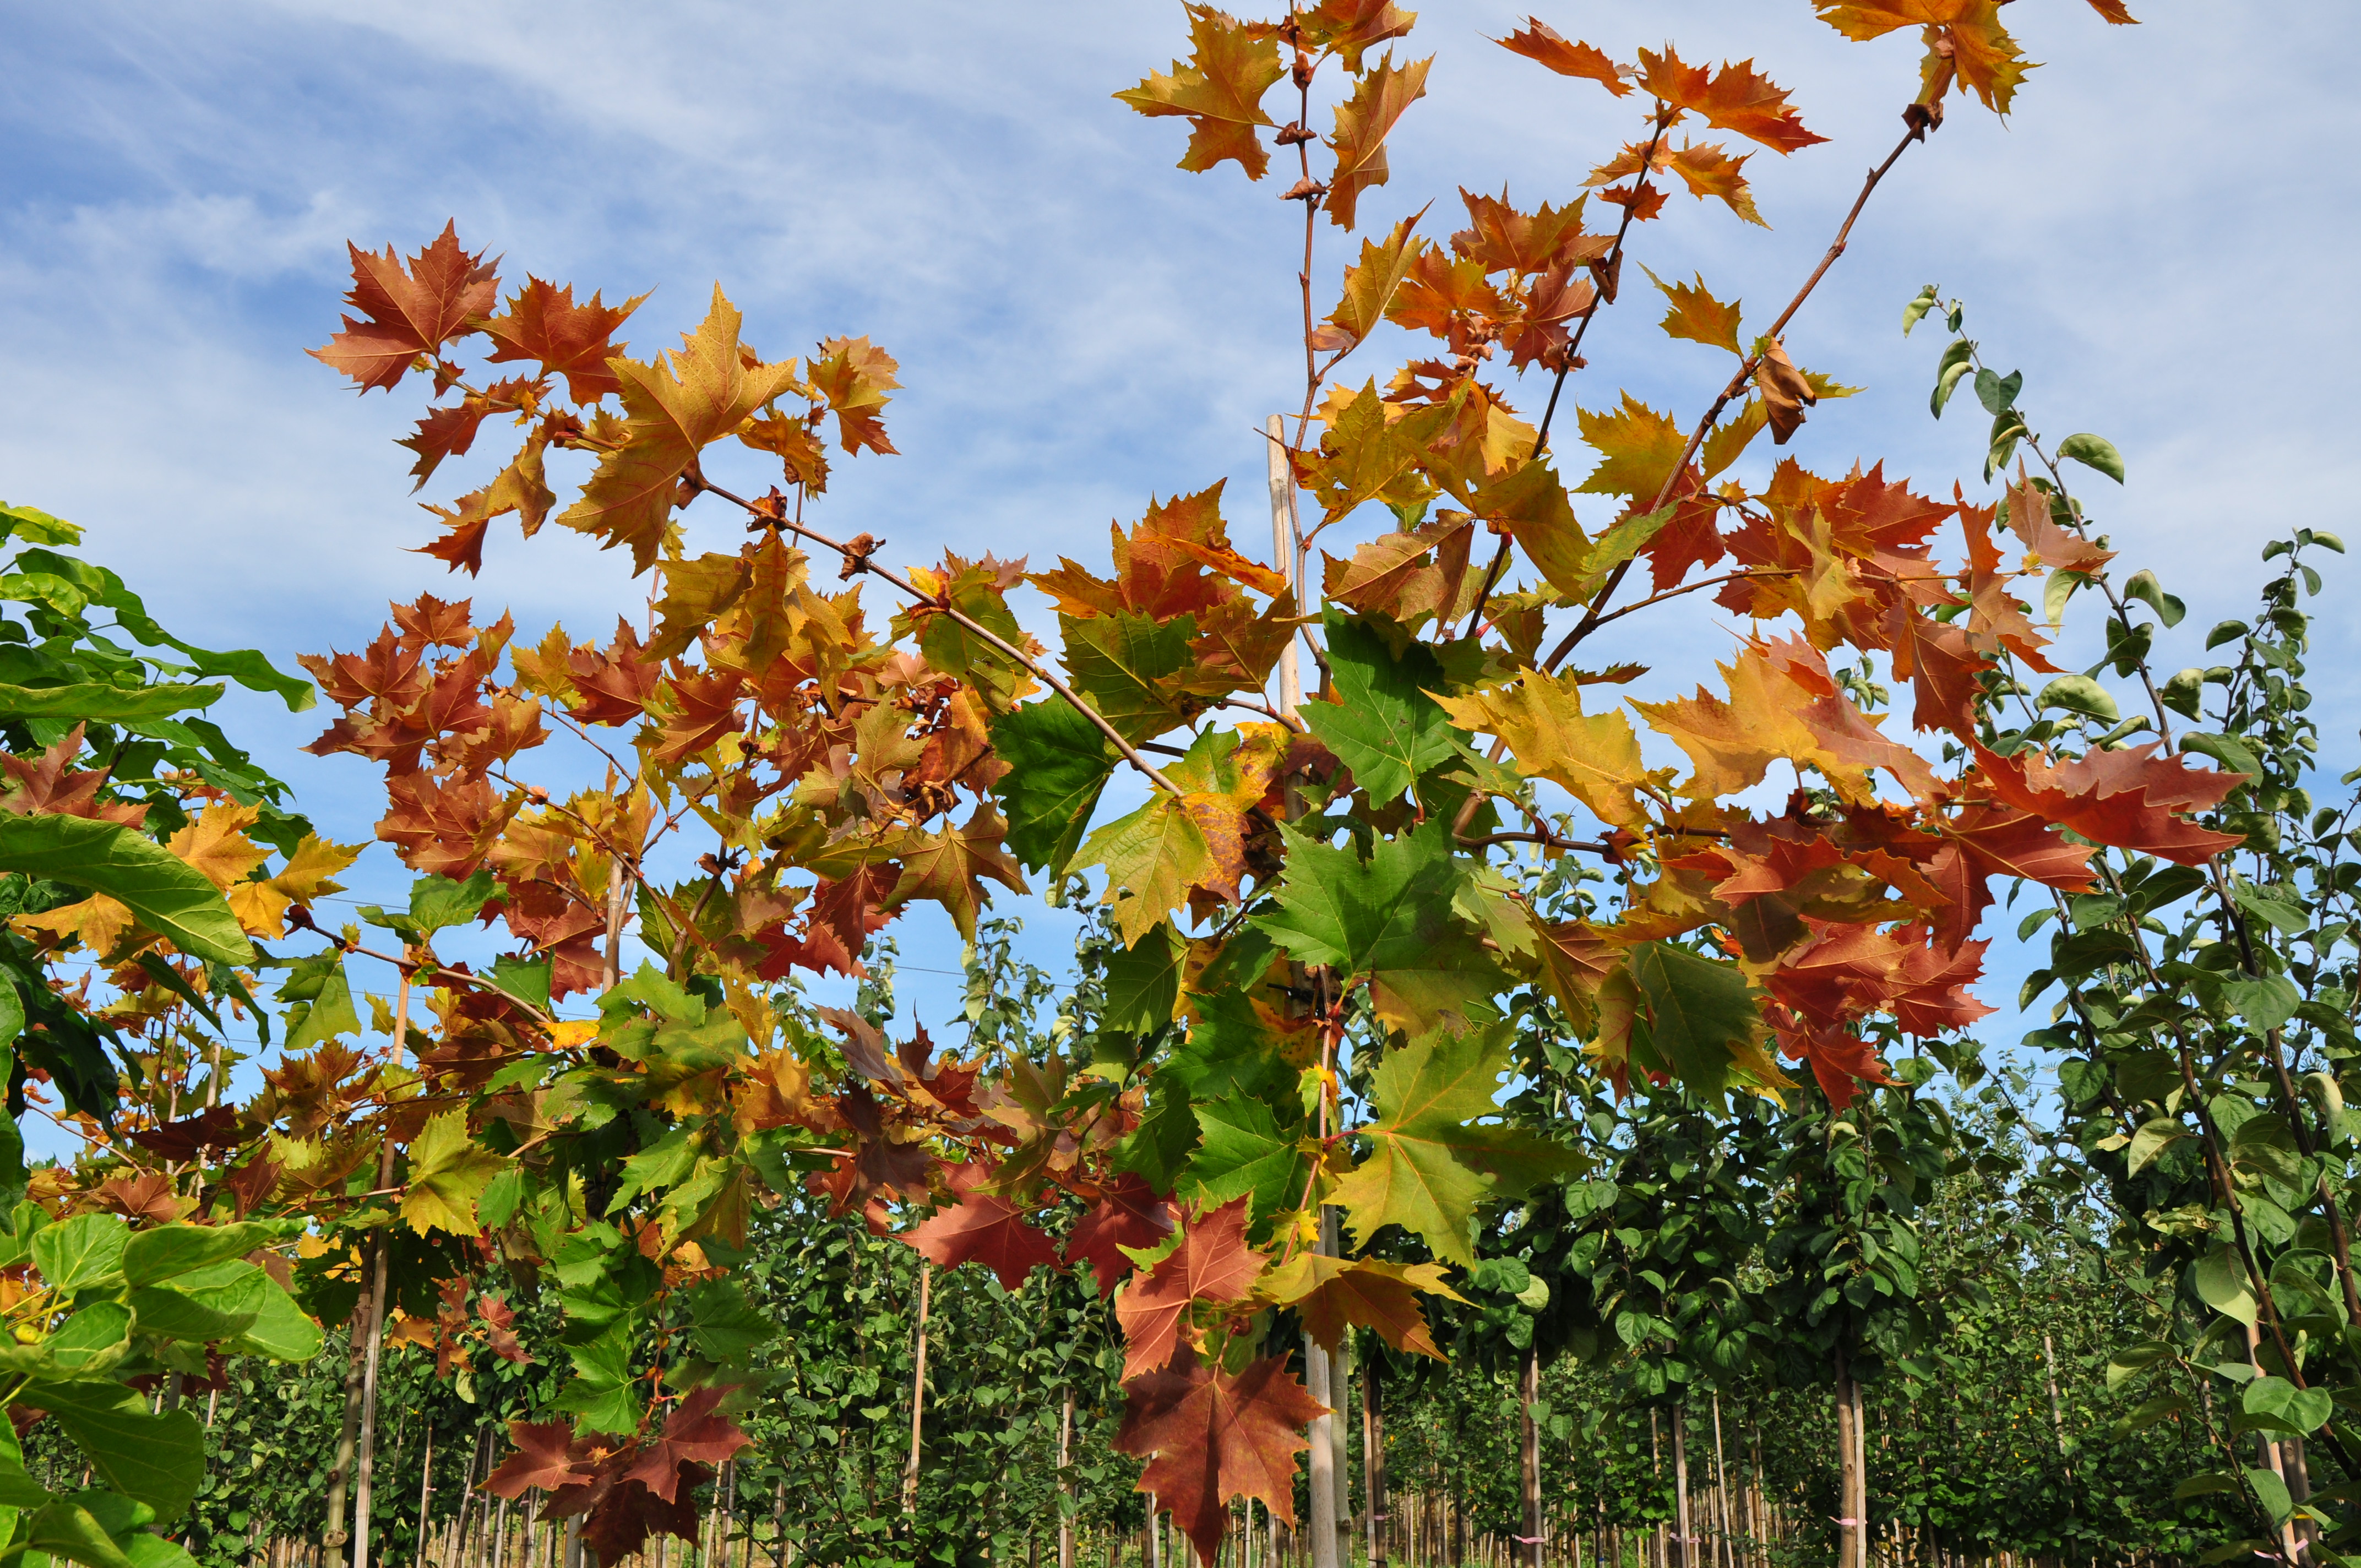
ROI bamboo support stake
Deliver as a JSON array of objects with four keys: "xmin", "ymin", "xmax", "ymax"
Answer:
[
  {"xmin": 904, "ymin": 1261, "xmax": 933, "ymax": 1515},
  {"xmin": 1266, "ymin": 415, "xmax": 1303, "ymax": 717},
  {"xmin": 349, "ymin": 965, "xmax": 412, "ymax": 1568},
  {"xmin": 1059, "ymin": 1388, "xmax": 1076, "ymax": 1568}
]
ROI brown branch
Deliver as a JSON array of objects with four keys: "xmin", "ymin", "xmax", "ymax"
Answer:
[
  {"xmin": 1543, "ymin": 115, "xmax": 1930, "ymax": 675},
  {"xmin": 694, "ymin": 478, "xmax": 1183, "ymax": 797}
]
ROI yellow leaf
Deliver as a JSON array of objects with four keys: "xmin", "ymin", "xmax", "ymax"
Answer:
[
  {"xmin": 558, "ymin": 286, "xmax": 802, "ymax": 573},
  {"xmin": 1645, "ymin": 267, "xmax": 1743, "ymax": 356},
  {"xmin": 1435, "ymin": 672, "xmax": 1661, "ymax": 829},
  {"xmin": 168, "ymin": 803, "xmax": 269, "ymax": 891},
  {"xmin": 1326, "ymin": 53, "xmax": 1432, "ymax": 231}
]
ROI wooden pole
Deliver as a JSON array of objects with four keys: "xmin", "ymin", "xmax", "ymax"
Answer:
[
  {"xmin": 1059, "ymin": 1388, "xmax": 1076, "ymax": 1568},
  {"xmin": 349, "ymin": 966, "xmax": 412, "ymax": 1568},
  {"xmin": 1519, "ymin": 1348, "xmax": 1542, "ymax": 1568},
  {"xmin": 1672, "ymin": 1407, "xmax": 1690, "ymax": 1568},
  {"xmin": 904, "ymin": 1261, "xmax": 933, "ymax": 1515}
]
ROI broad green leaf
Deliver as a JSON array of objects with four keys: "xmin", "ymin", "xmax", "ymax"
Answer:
[
  {"xmin": 125, "ymin": 1228, "xmax": 302, "ymax": 1284},
  {"xmin": 2105, "ymin": 1341, "xmax": 2171, "ymax": 1389},
  {"xmin": 31, "ymin": 1215, "xmax": 128, "ymax": 1294},
  {"xmin": 23, "ymin": 1500, "xmax": 138, "ymax": 1568},
  {"xmin": 276, "ymin": 953, "xmax": 360, "ymax": 1052},
  {"xmin": 2221, "ymin": 975, "xmax": 2300, "ymax": 1033},
  {"xmin": 1301, "ymin": 613, "xmax": 1460, "ymax": 804},
  {"xmin": 551, "ymin": 1323, "xmax": 643, "ymax": 1437},
  {"xmin": 400, "ymin": 1110, "xmax": 507, "ymax": 1236},
  {"xmin": 127, "ymin": 1278, "xmax": 260, "ymax": 1346},
  {"xmin": 0, "ymin": 816, "xmax": 250, "ymax": 966},
  {"xmin": 0, "ymin": 683, "xmax": 222, "ymax": 723},
  {"xmin": 2192, "ymin": 1245, "xmax": 2257, "ymax": 1327},
  {"xmin": 44, "ymin": 1304, "xmax": 129, "ymax": 1376},
  {"xmin": 1254, "ymin": 821, "xmax": 1503, "ymax": 1036},
  {"xmin": 1182, "ymin": 1097, "xmax": 1305, "ymax": 1228},
  {"xmin": 1624, "ymin": 943, "xmax": 1762, "ymax": 1107},
  {"xmin": 1102, "ymin": 920, "xmax": 1185, "ymax": 1035},
  {"xmin": 1330, "ymin": 1023, "xmax": 1580, "ymax": 1267},
  {"xmin": 686, "ymin": 1278, "xmax": 774, "ymax": 1362},
  {"xmin": 2035, "ymin": 674, "xmax": 2117, "ymax": 725},
  {"xmin": 488, "ymin": 954, "xmax": 553, "ymax": 1015},
  {"xmin": 2125, "ymin": 1117, "xmax": 2184, "ymax": 1176},
  {"xmin": 2243, "ymin": 1374, "xmax": 2333, "ymax": 1435},
  {"xmin": 1060, "ymin": 611, "xmax": 1198, "ymax": 742},
  {"xmin": 2248, "ymin": 1466, "xmax": 2293, "ymax": 1525},
  {"xmin": 361, "ymin": 869, "xmax": 499, "ymax": 940},
  {"xmin": 26, "ymin": 1382, "xmax": 204, "ymax": 1522},
  {"xmin": 2057, "ymin": 432, "xmax": 2125, "ymax": 483},
  {"xmin": 989, "ymin": 701, "xmax": 1119, "ymax": 877}
]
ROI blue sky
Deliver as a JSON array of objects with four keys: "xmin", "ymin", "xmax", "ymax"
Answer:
[{"xmin": 0, "ymin": 2, "xmax": 2354, "ymax": 1126}]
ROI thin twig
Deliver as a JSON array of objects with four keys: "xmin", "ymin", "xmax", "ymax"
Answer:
[
  {"xmin": 694, "ymin": 478, "xmax": 1183, "ymax": 797},
  {"xmin": 1543, "ymin": 117, "xmax": 1929, "ymax": 674}
]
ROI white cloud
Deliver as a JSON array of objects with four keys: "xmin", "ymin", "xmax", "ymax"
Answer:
[{"xmin": 0, "ymin": 0, "xmax": 2352, "ymax": 1086}]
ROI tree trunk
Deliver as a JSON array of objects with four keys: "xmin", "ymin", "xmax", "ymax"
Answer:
[
  {"xmin": 1833, "ymin": 1350, "xmax": 1864, "ymax": 1568},
  {"xmin": 324, "ymin": 1309, "xmax": 369, "ymax": 1554},
  {"xmin": 1672, "ymin": 1406, "xmax": 1690, "ymax": 1568},
  {"xmin": 1364, "ymin": 1359, "xmax": 1388, "ymax": 1568},
  {"xmin": 1058, "ymin": 1387, "xmax": 1076, "ymax": 1568},
  {"xmin": 1518, "ymin": 1347, "xmax": 1542, "ymax": 1568},
  {"xmin": 1330, "ymin": 1307, "xmax": 1351, "ymax": 1568},
  {"xmin": 904, "ymin": 1260, "xmax": 932, "ymax": 1516}
]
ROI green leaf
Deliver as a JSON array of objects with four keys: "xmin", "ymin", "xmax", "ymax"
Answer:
[
  {"xmin": 2231, "ymin": 884, "xmax": 2308, "ymax": 938},
  {"xmin": 1930, "ymin": 341, "xmax": 1974, "ymax": 417},
  {"xmin": 1973, "ymin": 367, "xmax": 2021, "ymax": 415},
  {"xmin": 1301, "ymin": 613, "xmax": 1459, "ymax": 804},
  {"xmin": 31, "ymin": 1215, "xmax": 128, "ymax": 1294},
  {"xmin": 1181, "ymin": 1097, "xmax": 1305, "ymax": 1227},
  {"xmin": 0, "ymin": 816, "xmax": 250, "ymax": 966},
  {"xmin": 122, "ymin": 1222, "xmax": 298, "ymax": 1289},
  {"xmin": 1101, "ymin": 920, "xmax": 1185, "ymax": 1035},
  {"xmin": 44, "ymin": 1305, "xmax": 129, "ymax": 1376},
  {"xmin": 0, "ymin": 502, "xmax": 83, "ymax": 548},
  {"xmin": 488, "ymin": 954, "xmax": 553, "ymax": 1016},
  {"xmin": 0, "ymin": 684, "xmax": 223, "ymax": 723},
  {"xmin": 26, "ymin": 1382, "xmax": 204, "ymax": 1522},
  {"xmin": 2248, "ymin": 1466, "xmax": 2293, "ymax": 1525},
  {"xmin": 989, "ymin": 702, "xmax": 1119, "ymax": 878},
  {"xmin": 379, "ymin": 870, "xmax": 499, "ymax": 939},
  {"xmin": 229, "ymin": 1273, "xmax": 323, "ymax": 1363},
  {"xmin": 2036, "ymin": 675, "xmax": 2117, "ymax": 725},
  {"xmin": 686, "ymin": 1278, "xmax": 774, "ymax": 1362},
  {"xmin": 1254, "ymin": 820, "xmax": 1503, "ymax": 1036},
  {"xmin": 2105, "ymin": 1341, "xmax": 2172, "ymax": 1389},
  {"xmin": 1624, "ymin": 943, "xmax": 1760, "ymax": 1108},
  {"xmin": 21, "ymin": 1500, "xmax": 139, "ymax": 1568},
  {"xmin": 551, "ymin": 1324, "xmax": 643, "ymax": 1438},
  {"xmin": 399, "ymin": 1110, "xmax": 506, "ymax": 1236},
  {"xmin": 275, "ymin": 953, "xmax": 360, "ymax": 1053},
  {"xmin": 1330, "ymin": 1023, "xmax": 1580, "ymax": 1267},
  {"xmin": 2121, "ymin": 569, "xmax": 2183, "ymax": 628},
  {"xmin": 2178, "ymin": 730, "xmax": 2260, "ymax": 779},
  {"xmin": 2057, "ymin": 432, "xmax": 2125, "ymax": 484},
  {"xmin": 2221, "ymin": 976, "xmax": 2301, "ymax": 1033},
  {"xmin": 1060, "ymin": 611, "xmax": 1198, "ymax": 743},
  {"xmin": 9, "ymin": 548, "xmax": 311, "ymax": 712},
  {"xmin": 2125, "ymin": 1117, "xmax": 2185, "ymax": 1176},
  {"xmin": 2193, "ymin": 1245, "xmax": 2258, "ymax": 1327},
  {"xmin": 2243, "ymin": 1374, "xmax": 2333, "ymax": 1435},
  {"xmin": 2159, "ymin": 667, "xmax": 2204, "ymax": 720},
  {"xmin": 1900, "ymin": 286, "xmax": 1937, "ymax": 337},
  {"xmin": 127, "ymin": 1278, "xmax": 262, "ymax": 1346}
]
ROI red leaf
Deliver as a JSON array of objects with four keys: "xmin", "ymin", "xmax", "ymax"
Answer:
[
  {"xmin": 309, "ymin": 221, "xmax": 499, "ymax": 393},
  {"xmin": 1114, "ymin": 1355, "xmax": 1328, "ymax": 1564},
  {"xmin": 581, "ymin": 1473, "xmax": 704, "ymax": 1565},
  {"xmin": 128, "ymin": 1104, "xmax": 243, "ymax": 1162},
  {"xmin": 482, "ymin": 278, "xmax": 647, "ymax": 405},
  {"xmin": 1064, "ymin": 1175, "xmax": 1175, "ymax": 1297},
  {"xmin": 904, "ymin": 1191, "xmax": 1063, "ymax": 1291},
  {"xmin": 623, "ymin": 1387, "xmax": 753, "ymax": 1503},
  {"xmin": 485, "ymin": 1421, "xmax": 597, "ymax": 1499},
  {"xmin": 1114, "ymin": 1198, "xmax": 1266, "ymax": 1382},
  {"xmin": 1972, "ymin": 742, "xmax": 2246, "ymax": 866}
]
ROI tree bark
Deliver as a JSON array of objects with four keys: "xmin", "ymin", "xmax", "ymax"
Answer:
[
  {"xmin": 323, "ymin": 1307, "xmax": 369, "ymax": 1553},
  {"xmin": 1833, "ymin": 1350, "xmax": 1864, "ymax": 1568}
]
